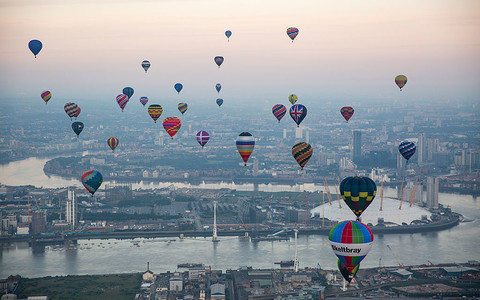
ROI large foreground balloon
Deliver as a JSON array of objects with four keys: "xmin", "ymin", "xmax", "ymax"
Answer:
[
  {"xmin": 216, "ymin": 98, "xmax": 223, "ymax": 107},
  {"xmin": 214, "ymin": 56, "xmax": 224, "ymax": 68},
  {"xmin": 141, "ymin": 60, "xmax": 150, "ymax": 73},
  {"xmin": 340, "ymin": 107, "xmax": 354, "ymax": 122},
  {"xmin": 148, "ymin": 104, "xmax": 163, "ymax": 123},
  {"xmin": 81, "ymin": 170, "xmax": 103, "ymax": 197},
  {"xmin": 64, "ymin": 102, "xmax": 78, "ymax": 120},
  {"xmin": 292, "ymin": 142, "xmax": 313, "ymax": 170},
  {"xmin": 178, "ymin": 103, "xmax": 188, "ymax": 115},
  {"xmin": 216, "ymin": 83, "xmax": 221, "ymax": 93},
  {"xmin": 287, "ymin": 27, "xmax": 299, "ymax": 42},
  {"xmin": 329, "ymin": 220, "xmax": 373, "ymax": 272},
  {"xmin": 174, "ymin": 83, "xmax": 183, "ymax": 94},
  {"xmin": 163, "ymin": 117, "xmax": 181, "ymax": 139},
  {"xmin": 395, "ymin": 75, "xmax": 407, "ymax": 91},
  {"xmin": 116, "ymin": 94, "xmax": 129, "ymax": 112},
  {"xmin": 288, "ymin": 94, "xmax": 298, "ymax": 105},
  {"xmin": 399, "ymin": 141, "xmax": 416, "ymax": 162},
  {"xmin": 28, "ymin": 40, "xmax": 42, "ymax": 57},
  {"xmin": 272, "ymin": 104, "xmax": 287, "ymax": 123},
  {"xmin": 290, "ymin": 104, "xmax": 307, "ymax": 127},
  {"xmin": 338, "ymin": 259, "xmax": 359, "ymax": 283},
  {"xmin": 41, "ymin": 91, "xmax": 52, "ymax": 104},
  {"xmin": 123, "ymin": 87, "xmax": 134, "ymax": 99},
  {"xmin": 225, "ymin": 30, "xmax": 232, "ymax": 41},
  {"xmin": 340, "ymin": 176, "xmax": 377, "ymax": 219},
  {"xmin": 72, "ymin": 122, "xmax": 84, "ymax": 137},
  {"xmin": 196, "ymin": 131, "xmax": 210, "ymax": 148},
  {"xmin": 107, "ymin": 137, "xmax": 119, "ymax": 152},
  {"xmin": 236, "ymin": 132, "xmax": 255, "ymax": 166},
  {"xmin": 139, "ymin": 96, "xmax": 148, "ymax": 107}
]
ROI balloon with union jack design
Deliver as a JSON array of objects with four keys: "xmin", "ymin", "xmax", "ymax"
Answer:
[
  {"xmin": 139, "ymin": 97, "xmax": 148, "ymax": 107},
  {"xmin": 340, "ymin": 106, "xmax": 354, "ymax": 122},
  {"xmin": 178, "ymin": 103, "xmax": 188, "ymax": 115},
  {"xmin": 163, "ymin": 117, "xmax": 181, "ymax": 139},
  {"xmin": 272, "ymin": 104, "xmax": 287, "ymax": 123},
  {"xmin": 196, "ymin": 131, "xmax": 210, "ymax": 148},
  {"xmin": 41, "ymin": 91, "xmax": 52, "ymax": 104},
  {"xmin": 116, "ymin": 94, "xmax": 129, "ymax": 112},
  {"xmin": 292, "ymin": 142, "xmax": 313, "ymax": 170},
  {"xmin": 81, "ymin": 170, "xmax": 103, "ymax": 197},
  {"xmin": 289, "ymin": 104, "xmax": 307, "ymax": 127},
  {"xmin": 236, "ymin": 132, "xmax": 255, "ymax": 166}
]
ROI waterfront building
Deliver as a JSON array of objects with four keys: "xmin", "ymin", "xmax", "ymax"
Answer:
[
  {"xmin": 169, "ymin": 274, "xmax": 183, "ymax": 292},
  {"xmin": 31, "ymin": 211, "xmax": 46, "ymax": 234},
  {"xmin": 426, "ymin": 177, "xmax": 439, "ymax": 209},
  {"xmin": 353, "ymin": 130, "xmax": 362, "ymax": 163},
  {"xmin": 65, "ymin": 189, "xmax": 77, "ymax": 230},
  {"xmin": 210, "ymin": 283, "xmax": 225, "ymax": 299}
]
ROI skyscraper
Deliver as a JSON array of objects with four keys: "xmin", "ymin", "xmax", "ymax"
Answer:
[
  {"xmin": 65, "ymin": 189, "xmax": 77, "ymax": 230},
  {"xmin": 353, "ymin": 130, "xmax": 362, "ymax": 163},
  {"xmin": 417, "ymin": 132, "xmax": 427, "ymax": 164},
  {"xmin": 426, "ymin": 177, "xmax": 439, "ymax": 209}
]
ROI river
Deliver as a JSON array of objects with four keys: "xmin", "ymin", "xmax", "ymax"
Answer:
[{"xmin": 0, "ymin": 158, "xmax": 479, "ymax": 278}]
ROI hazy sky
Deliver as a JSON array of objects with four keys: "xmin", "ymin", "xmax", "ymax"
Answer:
[{"xmin": 1, "ymin": 0, "xmax": 479, "ymax": 106}]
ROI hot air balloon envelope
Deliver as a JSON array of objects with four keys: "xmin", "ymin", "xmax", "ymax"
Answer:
[
  {"xmin": 174, "ymin": 83, "xmax": 183, "ymax": 94},
  {"xmin": 214, "ymin": 56, "xmax": 224, "ymax": 67},
  {"xmin": 123, "ymin": 87, "xmax": 134, "ymax": 99},
  {"xmin": 196, "ymin": 131, "xmax": 210, "ymax": 148},
  {"xmin": 107, "ymin": 137, "xmax": 119, "ymax": 152},
  {"xmin": 81, "ymin": 170, "xmax": 103, "ymax": 196},
  {"xmin": 340, "ymin": 176, "xmax": 377, "ymax": 219},
  {"xmin": 340, "ymin": 107, "xmax": 354, "ymax": 122},
  {"xmin": 72, "ymin": 122, "xmax": 84, "ymax": 137},
  {"xmin": 28, "ymin": 40, "xmax": 42, "ymax": 57},
  {"xmin": 216, "ymin": 98, "xmax": 223, "ymax": 107},
  {"xmin": 73, "ymin": 106, "xmax": 81, "ymax": 119},
  {"xmin": 288, "ymin": 94, "xmax": 298, "ymax": 105},
  {"xmin": 163, "ymin": 117, "xmax": 181, "ymax": 139},
  {"xmin": 292, "ymin": 142, "xmax": 313, "ymax": 170},
  {"xmin": 290, "ymin": 104, "xmax": 307, "ymax": 127},
  {"xmin": 216, "ymin": 83, "xmax": 221, "ymax": 93},
  {"xmin": 139, "ymin": 96, "xmax": 148, "ymax": 106},
  {"xmin": 141, "ymin": 60, "xmax": 150, "ymax": 72},
  {"xmin": 148, "ymin": 104, "xmax": 163, "ymax": 123},
  {"xmin": 41, "ymin": 91, "xmax": 52, "ymax": 104},
  {"xmin": 399, "ymin": 141, "xmax": 416, "ymax": 161},
  {"xmin": 395, "ymin": 75, "xmax": 407, "ymax": 90},
  {"xmin": 272, "ymin": 104, "xmax": 287, "ymax": 123},
  {"xmin": 225, "ymin": 30, "xmax": 232, "ymax": 39},
  {"xmin": 116, "ymin": 94, "xmax": 129, "ymax": 111},
  {"xmin": 178, "ymin": 103, "xmax": 188, "ymax": 115},
  {"xmin": 287, "ymin": 27, "xmax": 299, "ymax": 41},
  {"xmin": 64, "ymin": 102, "xmax": 78, "ymax": 120},
  {"xmin": 338, "ymin": 259, "xmax": 359, "ymax": 283},
  {"xmin": 236, "ymin": 132, "xmax": 255, "ymax": 166}
]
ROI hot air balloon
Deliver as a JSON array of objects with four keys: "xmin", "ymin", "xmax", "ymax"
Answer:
[
  {"xmin": 72, "ymin": 122, "xmax": 84, "ymax": 137},
  {"xmin": 141, "ymin": 60, "xmax": 151, "ymax": 73},
  {"xmin": 73, "ymin": 106, "xmax": 81, "ymax": 119},
  {"xmin": 287, "ymin": 27, "xmax": 299, "ymax": 42},
  {"xmin": 272, "ymin": 104, "xmax": 287, "ymax": 123},
  {"xmin": 340, "ymin": 107, "xmax": 354, "ymax": 122},
  {"xmin": 116, "ymin": 94, "xmax": 129, "ymax": 112},
  {"xmin": 214, "ymin": 56, "xmax": 224, "ymax": 68},
  {"xmin": 139, "ymin": 96, "xmax": 149, "ymax": 107},
  {"xmin": 148, "ymin": 104, "xmax": 163, "ymax": 123},
  {"xmin": 399, "ymin": 141, "xmax": 416, "ymax": 162},
  {"xmin": 41, "ymin": 91, "xmax": 52, "ymax": 104},
  {"xmin": 216, "ymin": 83, "xmax": 221, "ymax": 93},
  {"xmin": 340, "ymin": 176, "xmax": 377, "ymax": 220},
  {"xmin": 122, "ymin": 87, "xmax": 134, "ymax": 99},
  {"xmin": 290, "ymin": 104, "xmax": 307, "ymax": 127},
  {"xmin": 174, "ymin": 83, "xmax": 183, "ymax": 94},
  {"xmin": 196, "ymin": 131, "xmax": 210, "ymax": 148},
  {"xmin": 288, "ymin": 94, "xmax": 298, "ymax": 105},
  {"xmin": 395, "ymin": 75, "xmax": 407, "ymax": 90},
  {"xmin": 225, "ymin": 30, "xmax": 232, "ymax": 41},
  {"xmin": 236, "ymin": 132, "xmax": 255, "ymax": 166},
  {"xmin": 292, "ymin": 142, "xmax": 313, "ymax": 170},
  {"xmin": 64, "ymin": 103, "xmax": 78, "ymax": 120},
  {"xmin": 216, "ymin": 98, "xmax": 223, "ymax": 107},
  {"xmin": 329, "ymin": 220, "xmax": 373, "ymax": 272},
  {"xmin": 81, "ymin": 170, "xmax": 103, "ymax": 197},
  {"xmin": 107, "ymin": 137, "xmax": 119, "ymax": 152},
  {"xmin": 338, "ymin": 259, "xmax": 359, "ymax": 283},
  {"xmin": 28, "ymin": 40, "xmax": 42, "ymax": 58},
  {"xmin": 178, "ymin": 103, "xmax": 188, "ymax": 115},
  {"xmin": 163, "ymin": 117, "xmax": 181, "ymax": 139}
]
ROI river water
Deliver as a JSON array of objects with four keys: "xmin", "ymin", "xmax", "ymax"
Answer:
[{"xmin": 0, "ymin": 158, "xmax": 479, "ymax": 278}]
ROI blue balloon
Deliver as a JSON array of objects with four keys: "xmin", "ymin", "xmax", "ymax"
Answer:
[
  {"xmin": 122, "ymin": 87, "xmax": 134, "ymax": 99},
  {"xmin": 28, "ymin": 40, "xmax": 42, "ymax": 58},
  {"xmin": 225, "ymin": 30, "xmax": 232, "ymax": 40},
  {"xmin": 216, "ymin": 98, "xmax": 223, "ymax": 107},
  {"xmin": 174, "ymin": 83, "xmax": 183, "ymax": 94},
  {"xmin": 399, "ymin": 141, "xmax": 416, "ymax": 162}
]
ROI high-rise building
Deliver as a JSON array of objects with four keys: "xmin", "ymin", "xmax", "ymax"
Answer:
[
  {"xmin": 253, "ymin": 158, "xmax": 259, "ymax": 177},
  {"xmin": 295, "ymin": 127, "xmax": 303, "ymax": 139},
  {"xmin": 31, "ymin": 211, "xmax": 46, "ymax": 234},
  {"xmin": 65, "ymin": 189, "xmax": 77, "ymax": 230},
  {"xmin": 427, "ymin": 138, "xmax": 439, "ymax": 161},
  {"xmin": 426, "ymin": 177, "xmax": 439, "ymax": 209},
  {"xmin": 417, "ymin": 132, "xmax": 427, "ymax": 164},
  {"xmin": 352, "ymin": 130, "xmax": 362, "ymax": 163},
  {"xmin": 305, "ymin": 130, "xmax": 310, "ymax": 144}
]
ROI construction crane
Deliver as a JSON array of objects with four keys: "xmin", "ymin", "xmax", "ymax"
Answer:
[{"xmin": 387, "ymin": 245, "xmax": 403, "ymax": 267}]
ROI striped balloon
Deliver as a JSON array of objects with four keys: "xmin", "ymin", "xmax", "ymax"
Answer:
[
  {"xmin": 329, "ymin": 221, "xmax": 373, "ymax": 272},
  {"xmin": 73, "ymin": 106, "xmax": 81, "ymax": 119},
  {"xmin": 214, "ymin": 56, "xmax": 224, "ymax": 68},
  {"xmin": 287, "ymin": 27, "xmax": 299, "ymax": 42},
  {"xmin": 395, "ymin": 75, "xmax": 407, "ymax": 90},
  {"xmin": 236, "ymin": 132, "xmax": 255, "ymax": 166},
  {"xmin": 196, "ymin": 130, "xmax": 210, "ymax": 148},
  {"xmin": 163, "ymin": 117, "xmax": 181, "ymax": 139},
  {"xmin": 288, "ymin": 94, "xmax": 298, "ymax": 105},
  {"xmin": 399, "ymin": 141, "xmax": 416, "ymax": 162},
  {"xmin": 292, "ymin": 142, "xmax": 313, "ymax": 170},
  {"xmin": 41, "ymin": 91, "xmax": 52, "ymax": 104},
  {"xmin": 64, "ymin": 102, "xmax": 78, "ymax": 120},
  {"xmin": 122, "ymin": 87, "xmax": 134, "ymax": 99},
  {"xmin": 148, "ymin": 104, "xmax": 163, "ymax": 123},
  {"xmin": 178, "ymin": 103, "xmax": 188, "ymax": 115},
  {"xmin": 81, "ymin": 170, "xmax": 103, "ymax": 196},
  {"xmin": 340, "ymin": 176, "xmax": 377, "ymax": 219},
  {"xmin": 116, "ymin": 94, "xmax": 129, "ymax": 112},
  {"xmin": 338, "ymin": 259, "xmax": 359, "ymax": 283},
  {"xmin": 107, "ymin": 137, "xmax": 119, "ymax": 152},
  {"xmin": 272, "ymin": 104, "xmax": 287, "ymax": 123},
  {"xmin": 141, "ymin": 60, "xmax": 150, "ymax": 73},
  {"xmin": 340, "ymin": 106, "xmax": 354, "ymax": 122},
  {"xmin": 139, "ymin": 97, "xmax": 148, "ymax": 106}
]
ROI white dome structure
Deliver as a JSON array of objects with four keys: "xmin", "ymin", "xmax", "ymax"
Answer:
[{"xmin": 310, "ymin": 198, "xmax": 432, "ymax": 226}]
